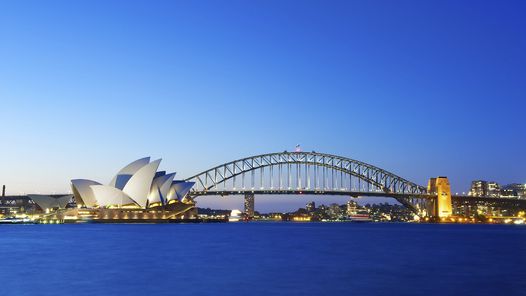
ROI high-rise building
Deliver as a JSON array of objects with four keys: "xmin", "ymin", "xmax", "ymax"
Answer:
[
  {"xmin": 469, "ymin": 180, "xmax": 501, "ymax": 197},
  {"xmin": 469, "ymin": 180, "xmax": 487, "ymax": 197},
  {"xmin": 244, "ymin": 193, "xmax": 255, "ymax": 218},
  {"xmin": 306, "ymin": 201, "xmax": 315, "ymax": 212},
  {"xmin": 487, "ymin": 182, "xmax": 500, "ymax": 197}
]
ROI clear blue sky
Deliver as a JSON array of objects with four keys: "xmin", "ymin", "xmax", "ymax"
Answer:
[{"xmin": 0, "ymin": 0, "xmax": 524, "ymax": 211}]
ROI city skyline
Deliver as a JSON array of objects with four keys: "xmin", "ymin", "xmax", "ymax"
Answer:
[{"xmin": 1, "ymin": 1, "xmax": 524, "ymax": 212}]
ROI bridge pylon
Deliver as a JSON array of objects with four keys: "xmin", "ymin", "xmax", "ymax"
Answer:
[
  {"xmin": 427, "ymin": 177, "xmax": 452, "ymax": 219},
  {"xmin": 244, "ymin": 193, "xmax": 255, "ymax": 219}
]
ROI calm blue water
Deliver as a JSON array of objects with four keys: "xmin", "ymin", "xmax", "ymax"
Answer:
[{"xmin": 0, "ymin": 223, "xmax": 524, "ymax": 296}]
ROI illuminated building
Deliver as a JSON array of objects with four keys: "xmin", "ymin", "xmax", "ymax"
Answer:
[
  {"xmin": 26, "ymin": 157, "xmax": 199, "ymax": 223},
  {"xmin": 501, "ymin": 184, "xmax": 526, "ymax": 198},
  {"xmin": 500, "ymin": 188, "xmax": 517, "ymax": 198},
  {"xmin": 327, "ymin": 203, "xmax": 344, "ymax": 219},
  {"xmin": 469, "ymin": 180, "xmax": 500, "ymax": 197},
  {"xmin": 70, "ymin": 157, "xmax": 195, "ymax": 209},
  {"xmin": 346, "ymin": 200, "xmax": 357, "ymax": 216},
  {"xmin": 487, "ymin": 182, "xmax": 500, "ymax": 197},
  {"xmin": 469, "ymin": 180, "xmax": 487, "ymax": 197}
]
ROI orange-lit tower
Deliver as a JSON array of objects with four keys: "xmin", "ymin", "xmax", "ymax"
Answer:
[{"xmin": 428, "ymin": 177, "xmax": 452, "ymax": 219}]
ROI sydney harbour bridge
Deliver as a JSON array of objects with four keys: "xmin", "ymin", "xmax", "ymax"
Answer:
[{"xmin": 184, "ymin": 151, "xmax": 526, "ymax": 219}]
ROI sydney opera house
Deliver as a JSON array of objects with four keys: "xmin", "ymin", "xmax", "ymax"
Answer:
[{"xmin": 29, "ymin": 157, "xmax": 197, "ymax": 223}]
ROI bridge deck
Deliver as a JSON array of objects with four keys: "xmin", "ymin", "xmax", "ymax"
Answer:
[
  {"xmin": 190, "ymin": 190, "xmax": 526, "ymax": 205},
  {"xmin": 190, "ymin": 190, "xmax": 434, "ymax": 199}
]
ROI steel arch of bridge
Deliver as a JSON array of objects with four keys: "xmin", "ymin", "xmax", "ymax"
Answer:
[{"xmin": 185, "ymin": 152, "xmax": 428, "ymax": 198}]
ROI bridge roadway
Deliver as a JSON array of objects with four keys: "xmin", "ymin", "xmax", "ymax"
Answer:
[
  {"xmin": 190, "ymin": 189, "xmax": 433, "ymax": 199},
  {"xmin": 190, "ymin": 190, "xmax": 526, "ymax": 206}
]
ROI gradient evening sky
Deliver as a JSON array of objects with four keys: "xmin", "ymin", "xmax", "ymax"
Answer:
[{"xmin": 0, "ymin": 0, "xmax": 524, "ymax": 212}]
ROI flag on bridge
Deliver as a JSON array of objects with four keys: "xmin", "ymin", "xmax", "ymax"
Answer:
[{"xmin": 295, "ymin": 144, "xmax": 302, "ymax": 152}]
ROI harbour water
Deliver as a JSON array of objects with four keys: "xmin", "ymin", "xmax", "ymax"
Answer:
[{"xmin": 0, "ymin": 223, "xmax": 524, "ymax": 295}]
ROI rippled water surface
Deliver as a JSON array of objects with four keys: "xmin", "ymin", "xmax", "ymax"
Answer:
[{"xmin": 0, "ymin": 223, "xmax": 524, "ymax": 296}]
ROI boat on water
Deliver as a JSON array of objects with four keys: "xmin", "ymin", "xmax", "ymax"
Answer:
[
  {"xmin": 348, "ymin": 212, "xmax": 372, "ymax": 222},
  {"xmin": 0, "ymin": 217, "xmax": 34, "ymax": 224}
]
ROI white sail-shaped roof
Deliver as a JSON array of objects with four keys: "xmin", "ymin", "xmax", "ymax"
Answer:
[
  {"xmin": 28, "ymin": 194, "xmax": 73, "ymax": 210},
  {"xmin": 167, "ymin": 181, "xmax": 195, "ymax": 201},
  {"xmin": 71, "ymin": 179, "xmax": 101, "ymax": 207},
  {"xmin": 109, "ymin": 157, "xmax": 150, "ymax": 189},
  {"xmin": 148, "ymin": 173, "xmax": 176, "ymax": 205},
  {"xmin": 90, "ymin": 185, "xmax": 138, "ymax": 207},
  {"xmin": 122, "ymin": 159, "xmax": 161, "ymax": 208}
]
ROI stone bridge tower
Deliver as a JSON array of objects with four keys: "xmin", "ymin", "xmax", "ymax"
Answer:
[{"xmin": 428, "ymin": 177, "xmax": 453, "ymax": 219}]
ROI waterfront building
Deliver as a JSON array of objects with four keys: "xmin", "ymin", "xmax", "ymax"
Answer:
[
  {"xmin": 25, "ymin": 157, "xmax": 197, "ymax": 223},
  {"xmin": 70, "ymin": 157, "xmax": 195, "ymax": 209}
]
